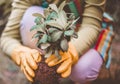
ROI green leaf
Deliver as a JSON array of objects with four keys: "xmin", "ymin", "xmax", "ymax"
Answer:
[
  {"xmin": 45, "ymin": 20, "xmax": 63, "ymax": 30},
  {"xmin": 65, "ymin": 21, "xmax": 72, "ymax": 30},
  {"xmin": 58, "ymin": 10, "xmax": 67, "ymax": 27},
  {"xmin": 37, "ymin": 34, "xmax": 48, "ymax": 45},
  {"xmin": 64, "ymin": 30, "xmax": 74, "ymax": 36},
  {"xmin": 60, "ymin": 39, "xmax": 68, "ymax": 51},
  {"xmin": 58, "ymin": 1, "xmax": 66, "ymax": 11},
  {"xmin": 45, "ymin": 49, "xmax": 52, "ymax": 58},
  {"xmin": 49, "ymin": 4, "xmax": 58, "ymax": 13},
  {"xmin": 69, "ymin": 13, "xmax": 75, "ymax": 20},
  {"xmin": 40, "ymin": 43, "xmax": 50, "ymax": 50},
  {"xmin": 30, "ymin": 25, "xmax": 38, "ymax": 31},
  {"xmin": 33, "ymin": 13, "xmax": 45, "ymax": 18},
  {"xmin": 48, "ymin": 28, "xmax": 58, "ymax": 33},
  {"xmin": 55, "ymin": 49, "xmax": 61, "ymax": 60},
  {"xmin": 30, "ymin": 25, "xmax": 45, "ymax": 32},
  {"xmin": 48, "ymin": 36, "xmax": 52, "ymax": 42},
  {"xmin": 51, "ymin": 31, "xmax": 63, "ymax": 42},
  {"xmin": 69, "ymin": 17, "xmax": 80, "ymax": 28},
  {"xmin": 44, "ymin": 9, "xmax": 50, "ymax": 17},
  {"xmin": 47, "ymin": 11, "xmax": 58, "ymax": 20},
  {"xmin": 34, "ymin": 17, "xmax": 42, "ymax": 24},
  {"xmin": 32, "ymin": 33, "xmax": 41, "ymax": 38}
]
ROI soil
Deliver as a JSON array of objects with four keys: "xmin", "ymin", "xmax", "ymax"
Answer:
[{"xmin": 33, "ymin": 57, "xmax": 61, "ymax": 84}]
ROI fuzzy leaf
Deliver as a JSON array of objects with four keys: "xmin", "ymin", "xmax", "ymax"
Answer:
[
  {"xmin": 65, "ymin": 21, "xmax": 72, "ymax": 30},
  {"xmin": 44, "ymin": 9, "xmax": 50, "ymax": 17},
  {"xmin": 30, "ymin": 25, "xmax": 45, "ymax": 32},
  {"xmin": 33, "ymin": 13, "xmax": 45, "ymax": 18},
  {"xmin": 48, "ymin": 28, "xmax": 58, "ymax": 33},
  {"xmin": 59, "ymin": 1, "xmax": 66, "ymax": 11},
  {"xmin": 55, "ymin": 49, "xmax": 61, "ymax": 60},
  {"xmin": 32, "ymin": 33, "xmax": 41, "ymax": 38},
  {"xmin": 47, "ymin": 11, "xmax": 58, "ymax": 20},
  {"xmin": 45, "ymin": 49, "xmax": 52, "ymax": 58},
  {"xmin": 69, "ymin": 14, "xmax": 75, "ymax": 20},
  {"xmin": 60, "ymin": 39, "xmax": 68, "ymax": 51},
  {"xmin": 49, "ymin": 4, "xmax": 58, "ymax": 13},
  {"xmin": 40, "ymin": 43, "xmax": 50, "ymax": 50},
  {"xmin": 48, "ymin": 36, "xmax": 52, "ymax": 42},
  {"xmin": 37, "ymin": 34, "xmax": 48, "ymax": 45},
  {"xmin": 58, "ymin": 10, "xmax": 67, "ymax": 27},
  {"xmin": 34, "ymin": 17, "xmax": 43, "ymax": 24},
  {"xmin": 46, "ymin": 20, "xmax": 63, "ymax": 30},
  {"xmin": 51, "ymin": 31, "xmax": 63, "ymax": 42},
  {"xmin": 30, "ymin": 25, "xmax": 38, "ymax": 31},
  {"xmin": 64, "ymin": 30, "xmax": 74, "ymax": 36},
  {"xmin": 69, "ymin": 17, "xmax": 80, "ymax": 28}
]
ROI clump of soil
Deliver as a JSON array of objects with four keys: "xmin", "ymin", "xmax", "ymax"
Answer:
[{"xmin": 33, "ymin": 57, "xmax": 61, "ymax": 84}]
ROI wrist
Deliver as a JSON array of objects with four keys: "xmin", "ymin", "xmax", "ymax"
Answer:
[{"xmin": 10, "ymin": 44, "xmax": 22, "ymax": 56}]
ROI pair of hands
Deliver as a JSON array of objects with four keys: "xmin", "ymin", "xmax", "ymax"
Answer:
[{"xmin": 11, "ymin": 43, "xmax": 79, "ymax": 82}]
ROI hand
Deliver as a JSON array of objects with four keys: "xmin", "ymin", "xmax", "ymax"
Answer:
[
  {"xmin": 45, "ymin": 43, "xmax": 79, "ymax": 78},
  {"xmin": 11, "ymin": 45, "xmax": 41, "ymax": 82}
]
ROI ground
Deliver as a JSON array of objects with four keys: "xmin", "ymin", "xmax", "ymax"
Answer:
[{"xmin": 0, "ymin": 49, "xmax": 30, "ymax": 84}]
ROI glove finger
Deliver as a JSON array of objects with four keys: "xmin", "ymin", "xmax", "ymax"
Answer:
[
  {"xmin": 45, "ymin": 55, "xmax": 56, "ymax": 63},
  {"xmin": 61, "ymin": 65, "xmax": 72, "ymax": 78},
  {"xmin": 26, "ymin": 53, "xmax": 38, "ymax": 70},
  {"xmin": 23, "ymin": 56, "xmax": 35, "ymax": 77},
  {"xmin": 68, "ymin": 43, "xmax": 79, "ymax": 64},
  {"xmin": 45, "ymin": 51, "xmax": 65, "ymax": 63},
  {"xmin": 21, "ymin": 65, "xmax": 33, "ymax": 82},
  {"xmin": 57, "ymin": 58, "xmax": 72, "ymax": 73},
  {"xmin": 47, "ymin": 52, "xmax": 69, "ymax": 66},
  {"xmin": 48, "ymin": 56, "xmax": 68, "ymax": 67},
  {"xmin": 21, "ymin": 55, "xmax": 35, "ymax": 77},
  {"xmin": 47, "ymin": 57, "xmax": 60, "ymax": 66},
  {"xmin": 31, "ymin": 49, "xmax": 41, "ymax": 62},
  {"xmin": 69, "ymin": 51, "xmax": 79, "ymax": 65}
]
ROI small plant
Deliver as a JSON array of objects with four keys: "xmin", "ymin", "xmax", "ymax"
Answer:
[{"xmin": 30, "ymin": 1, "xmax": 79, "ymax": 59}]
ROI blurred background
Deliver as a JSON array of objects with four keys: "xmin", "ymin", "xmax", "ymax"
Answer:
[{"xmin": 0, "ymin": 0, "xmax": 120, "ymax": 84}]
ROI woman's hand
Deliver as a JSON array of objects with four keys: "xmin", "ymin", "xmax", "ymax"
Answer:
[
  {"xmin": 11, "ymin": 45, "xmax": 42, "ymax": 82},
  {"xmin": 45, "ymin": 43, "xmax": 79, "ymax": 78}
]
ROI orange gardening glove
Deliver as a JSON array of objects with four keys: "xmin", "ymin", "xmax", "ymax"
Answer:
[
  {"xmin": 11, "ymin": 45, "xmax": 41, "ymax": 82},
  {"xmin": 45, "ymin": 43, "xmax": 79, "ymax": 78}
]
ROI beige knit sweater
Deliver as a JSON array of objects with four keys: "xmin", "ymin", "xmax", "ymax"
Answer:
[{"xmin": 0, "ymin": 0, "xmax": 106, "ymax": 56}]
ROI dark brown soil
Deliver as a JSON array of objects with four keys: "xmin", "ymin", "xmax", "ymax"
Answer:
[{"xmin": 33, "ymin": 57, "xmax": 61, "ymax": 84}]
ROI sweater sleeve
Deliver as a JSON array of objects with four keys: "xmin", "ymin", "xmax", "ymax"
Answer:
[
  {"xmin": 0, "ymin": 0, "xmax": 43, "ymax": 56},
  {"xmin": 71, "ymin": 0, "xmax": 106, "ymax": 56}
]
